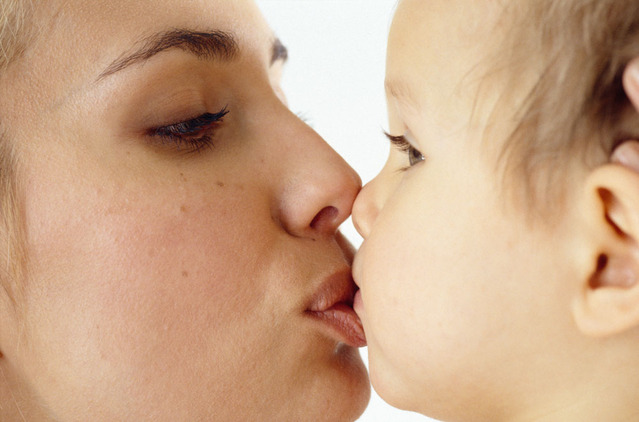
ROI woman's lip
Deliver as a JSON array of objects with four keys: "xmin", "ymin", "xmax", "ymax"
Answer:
[
  {"xmin": 307, "ymin": 303, "xmax": 367, "ymax": 348},
  {"xmin": 306, "ymin": 269, "xmax": 356, "ymax": 312},
  {"xmin": 305, "ymin": 269, "xmax": 366, "ymax": 347}
]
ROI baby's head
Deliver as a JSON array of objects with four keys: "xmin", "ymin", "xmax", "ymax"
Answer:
[{"xmin": 353, "ymin": 0, "xmax": 639, "ymax": 421}]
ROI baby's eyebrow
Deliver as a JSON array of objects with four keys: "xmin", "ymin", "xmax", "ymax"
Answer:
[
  {"xmin": 97, "ymin": 29, "xmax": 240, "ymax": 80},
  {"xmin": 386, "ymin": 79, "xmax": 413, "ymax": 102},
  {"xmin": 385, "ymin": 78, "xmax": 419, "ymax": 112}
]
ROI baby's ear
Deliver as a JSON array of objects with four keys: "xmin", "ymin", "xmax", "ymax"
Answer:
[
  {"xmin": 572, "ymin": 141, "xmax": 639, "ymax": 336},
  {"xmin": 623, "ymin": 57, "xmax": 639, "ymax": 112}
]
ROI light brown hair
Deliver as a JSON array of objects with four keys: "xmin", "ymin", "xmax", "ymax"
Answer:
[{"xmin": 492, "ymin": 0, "xmax": 639, "ymax": 212}]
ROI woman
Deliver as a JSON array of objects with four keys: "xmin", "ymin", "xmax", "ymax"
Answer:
[{"xmin": 0, "ymin": 0, "xmax": 370, "ymax": 420}]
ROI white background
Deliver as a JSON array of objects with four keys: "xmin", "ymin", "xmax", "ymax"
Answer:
[{"xmin": 255, "ymin": 1, "xmax": 437, "ymax": 421}]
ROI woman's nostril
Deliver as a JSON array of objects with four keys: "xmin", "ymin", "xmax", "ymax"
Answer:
[{"xmin": 310, "ymin": 206, "xmax": 339, "ymax": 231}]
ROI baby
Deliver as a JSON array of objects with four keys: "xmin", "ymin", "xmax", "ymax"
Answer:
[{"xmin": 352, "ymin": 0, "xmax": 639, "ymax": 421}]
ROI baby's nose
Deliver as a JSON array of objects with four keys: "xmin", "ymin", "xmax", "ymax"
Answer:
[{"xmin": 352, "ymin": 181, "xmax": 379, "ymax": 239}]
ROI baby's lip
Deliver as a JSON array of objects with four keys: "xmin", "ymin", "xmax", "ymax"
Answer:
[
  {"xmin": 350, "ymin": 252, "xmax": 367, "ymax": 323},
  {"xmin": 305, "ymin": 269, "xmax": 366, "ymax": 347},
  {"xmin": 351, "ymin": 251, "xmax": 363, "ymax": 289},
  {"xmin": 353, "ymin": 290, "xmax": 366, "ymax": 321}
]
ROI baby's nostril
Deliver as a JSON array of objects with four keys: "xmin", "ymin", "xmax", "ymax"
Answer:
[{"xmin": 310, "ymin": 206, "xmax": 339, "ymax": 230}]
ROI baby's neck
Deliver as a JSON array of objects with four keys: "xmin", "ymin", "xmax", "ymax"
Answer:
[{"xmin": 510, "ymin": 389, "xmax": 639, "ymax": 422}]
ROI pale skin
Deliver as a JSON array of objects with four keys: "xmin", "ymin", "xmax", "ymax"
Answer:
[
  {"xmin": 353, "ymin": 0, "xmax": 639, "ymax": 421},
  {"xmin": 0, "ymin": 0, "xmax": 370, "ymax": 420}
]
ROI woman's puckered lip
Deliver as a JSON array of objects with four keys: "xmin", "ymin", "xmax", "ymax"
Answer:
[
  {"xmin": 306, "ymin": 268, "xmax": 357, "ymax": 312},
  {"xmin": 304, "ymin": 268, "xmax": 366, "ymax": 347}
]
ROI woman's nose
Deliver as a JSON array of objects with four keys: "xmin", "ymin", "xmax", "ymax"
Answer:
[
  {"xmin": 276, "ymin": 117, "xmax": 361, "ymax": 239},
  {"xmin": 351, "ymin": 180, "xmax": 379, "ymax": 240}
]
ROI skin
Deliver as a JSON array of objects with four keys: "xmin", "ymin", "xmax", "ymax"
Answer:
[
  {"xmin": 0, "ymin": 0, "xmax": 370, "ymax": 420},
  {"xmin": 353, "ymin": 0, "xmax": 639, "ymax": 421}
]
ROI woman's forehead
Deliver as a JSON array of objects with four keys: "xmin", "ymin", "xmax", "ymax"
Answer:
[
  {"xmin": 40, "ymin": 0, "xmax": 270, "ymax": 63},
  {"xmin": 7, "ymin": 0, "xmax": 273, "ymax": 114}
]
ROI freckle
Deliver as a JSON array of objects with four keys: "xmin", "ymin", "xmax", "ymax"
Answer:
[
  {"xmin": 180, "ymin": 205, "xmax": 187, "ymax": 213},
  {"xmin": 182, "ymin": 270, "xmax": 189, "ymax": 278},
  {"xmin": 180, "ymin": 173, "xmax": 188, "ymax": 182},
  {"xmin": 217, "ymin": 181, "xmax": 225, "ymax": 188}
]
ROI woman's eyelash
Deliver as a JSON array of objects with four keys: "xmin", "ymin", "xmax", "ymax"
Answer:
[
  {"xmin": 149, "ymin": 106, "xmax": 229, "ymax": 153},
  {"xmin": 154, "ymin": 108, "xmax": 229, "ymax": 137}
]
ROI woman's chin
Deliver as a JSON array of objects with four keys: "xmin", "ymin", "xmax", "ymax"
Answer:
[{"xmin": 320, "ymin": 345, "xmax": 371, "ymax": 421}]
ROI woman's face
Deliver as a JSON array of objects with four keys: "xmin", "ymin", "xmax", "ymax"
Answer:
[{"xmin": 0, "ymin": 0, "xmax": 369, "ymax": 420}]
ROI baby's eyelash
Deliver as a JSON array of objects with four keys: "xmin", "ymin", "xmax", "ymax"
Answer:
[
  {"xmin": 384, "ymin": 130, "xmax": 425, "ymax": 170},
  {"xmin": 384, "ymin": 131, "xmax": 411, "ymax": 151}
]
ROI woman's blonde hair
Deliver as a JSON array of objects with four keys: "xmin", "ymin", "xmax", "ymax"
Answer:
[
  {"xmin": 0, "ymin": 0, "xmax": 33, "ymax": 304},
  {"xmin": 493, "ymin": 0, "xmax": 639, "ymax": 213},
  {"xmin": 0, "ymin": 0, "xmax": 31, "ymax": 70}
]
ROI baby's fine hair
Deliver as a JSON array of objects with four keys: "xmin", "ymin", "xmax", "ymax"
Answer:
[{"xmin": 494, "ymin": 0, "xmax": 639, "ymax": 210}]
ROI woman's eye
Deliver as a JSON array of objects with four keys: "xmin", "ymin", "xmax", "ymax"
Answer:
[
  {"xmin": 148, "ymin": 106, "xmax": 229, "ymax": 153},
  {"xmin": 385, "ymin": 132, "xmax": 425, "ymax": 169}
]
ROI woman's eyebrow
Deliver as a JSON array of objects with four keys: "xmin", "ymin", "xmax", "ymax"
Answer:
[{"xmin": 97, "ymin": 29, "xmax": 240, "ymax": 80}]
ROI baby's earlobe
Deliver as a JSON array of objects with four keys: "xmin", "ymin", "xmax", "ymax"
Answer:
[{"xmin": 611, "ymin": 141, "xmax": 639, "ymax": 172}]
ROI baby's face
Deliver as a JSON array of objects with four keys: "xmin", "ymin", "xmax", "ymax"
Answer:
[{"xmin": 353, "ymin": 0, "xmax": 578, "ymax": 419}]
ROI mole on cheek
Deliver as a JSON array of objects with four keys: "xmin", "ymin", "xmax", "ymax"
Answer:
[{"xmin": 216, "ymin": 181, "xmax": 225, "ymax": 188}]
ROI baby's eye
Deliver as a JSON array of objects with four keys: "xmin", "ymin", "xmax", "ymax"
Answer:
[
  {"xmin": 385, "ymin": 132, "xmax": 425, "ymax": 169},
  {"xmin": 407, "ymin": 144, "xmax": 425, "ymax": 166}
]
